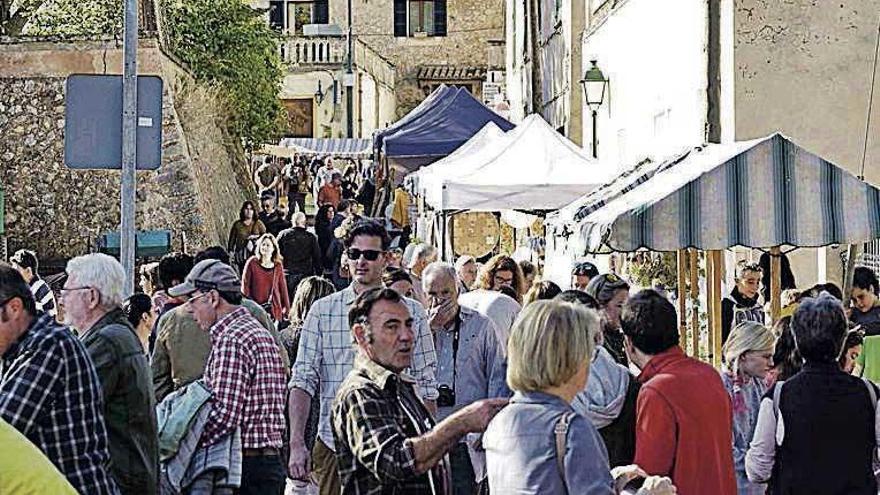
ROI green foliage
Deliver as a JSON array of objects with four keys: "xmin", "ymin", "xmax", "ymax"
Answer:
[
  {"xmin": 162, "ymin": 0, "xmax": 285, "ymax": 150},
  {"xmin": 625, "ymin": 251, "xmax": 678, "ymax": 292},
  {"xmin": 9, "ymin": 0, "xmax": 120, "ymax": 36}
]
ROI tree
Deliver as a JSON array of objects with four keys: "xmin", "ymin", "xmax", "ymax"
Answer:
[
  {"xmin": 1, "ymin": 0, "xmax": 120, "ymax": 36},
  {"xmin": 162, "ymin": 0, "xmax": 285, "ymax": 151}
]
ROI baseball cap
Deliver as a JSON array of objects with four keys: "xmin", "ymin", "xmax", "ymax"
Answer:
[
  {"xmin": 9, "ymin": 249, "xmax": 38, "ymax": 271},
  {"xmin": 572, "ymin": 261, "xmax": 599, "ymax": 278},
  {"xmin": 455, "ymin": 255, "xmax": 476, "ymax": 270},
  {"xmin": 585, "ymin": 273, "xmax": 630, "ymax": 306},
  {"xmin": 167, "ymin": 259, "xmax": 242, "ymax": 297}
]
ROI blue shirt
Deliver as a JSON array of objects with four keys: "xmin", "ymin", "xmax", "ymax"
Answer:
[
  {"xmin": 435, "ymin": 306, "xmax": 509, "ymax": 421},
  {"xmin": 484, "ymin": 391, "xmax": 614, "ymax": 494}
]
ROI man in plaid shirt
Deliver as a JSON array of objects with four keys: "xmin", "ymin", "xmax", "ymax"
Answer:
[
  {"xmin": 0, "ymin": 263, "xmax": 118, "ymax": 494},
  {"xmin": 288, "ymin": 220, "xmax": 439, "ymax": 495},
  {"xmin": 168, "ymin": 259, "xmax": 288, "ymax": 495},
  {"xmin": 333, "ymin": 288, "xmax": 507, "ymax": 495}
]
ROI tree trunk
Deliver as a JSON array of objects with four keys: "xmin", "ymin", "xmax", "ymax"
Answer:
[{"xmin": 528, "ymin": 0, "xmax": 542, "ymax": 114}]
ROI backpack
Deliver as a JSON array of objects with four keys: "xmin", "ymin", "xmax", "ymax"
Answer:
[{"xmin": 554, "ymin": 412, "xmax": 575, "ymax": 494}]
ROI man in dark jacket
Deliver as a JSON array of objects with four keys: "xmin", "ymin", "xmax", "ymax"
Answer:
[
  {"xmin": 63, "ymin": 254, "xmax": 158, "ymax": 495},
  {"xmin": 278, "ymin": 211, "xmax": 323, "ymax": 296}
]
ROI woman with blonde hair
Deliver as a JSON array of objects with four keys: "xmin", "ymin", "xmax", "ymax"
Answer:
[
  {"xmin": 720, "ymin": 321, "xmax": 775, "ymax": 495},
  {"xmin": 476, "ymin": 254, "xmax": 527, "ymax": 303},
  {"xmin": 484, "ymin": 300, "xmax": 675, "ymax": 494},
  {"xmin": 242, "ymin": 233, "xmax": 290, "ymax": 323}
]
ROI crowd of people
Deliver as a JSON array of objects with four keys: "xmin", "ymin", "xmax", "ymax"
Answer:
[{"xmin": 2, "ymin": 153, "xmax": 880, "ymax": 494}]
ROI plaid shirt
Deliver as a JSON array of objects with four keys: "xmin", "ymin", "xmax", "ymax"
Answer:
[
  {"xmin": 290, "ymin": 284, "xmax": 438, "ymax": 450},
  {"xmin": 201, "ymin": 306, "xmax": 287, "ymax": 449},
  {"xmin": 333, "ymin": 355, "xmax": 450, "ymax": 495},
  {"xmin": 0, "ymin": 312, "xmax": 118, "ymax": 494}
]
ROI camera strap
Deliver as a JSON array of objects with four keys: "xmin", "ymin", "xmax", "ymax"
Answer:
[{"xmin": 450, "ymin": 315, "xmax": 461, "ymax": 392}]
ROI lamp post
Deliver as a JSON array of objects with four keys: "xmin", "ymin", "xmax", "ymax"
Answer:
[{"xmin": 580, "ymin": 60, "xmax": 608, "ymax": 159}]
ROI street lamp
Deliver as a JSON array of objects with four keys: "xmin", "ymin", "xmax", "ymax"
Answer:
[{"xmin": 580, "ymin": 60, "xmax": 608, "ymax": 159}]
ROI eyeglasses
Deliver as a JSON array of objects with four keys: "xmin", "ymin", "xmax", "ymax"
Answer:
[
  {"xmin": 185, "ymin": 292, "xmax": 210, "ymax": 305},
  {"xmin": 60, "ymin": 286, "xmax": 93, "ymax": 297},
  {"xmin": 346, "ymin": 248, "xmax": 383, "ymax": 261}
]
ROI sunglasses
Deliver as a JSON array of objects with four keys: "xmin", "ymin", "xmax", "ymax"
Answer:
[{"xmin": 346, "ymin": 248, "xmax": 383, "ymax": 261}]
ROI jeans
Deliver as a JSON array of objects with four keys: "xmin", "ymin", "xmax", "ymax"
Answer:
[
  {"xmin": 450, "ymin": 443, "xmax": 476, "ymax": 495},
  {"xmin": 240, "ymin": 454, "xmax": 286, "ymax": 495},
  {"xmin": 288, "ymin": 193, "xmax": 306, "ymax": 214}
]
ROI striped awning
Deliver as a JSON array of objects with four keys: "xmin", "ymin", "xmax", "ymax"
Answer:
[
  {"xmin": 553, "ymin": 133, "xmax": 880, "ymax": 253},
  {"xmin": 277, "ymin": 138, "xmax": 373, "ymax": 158}
]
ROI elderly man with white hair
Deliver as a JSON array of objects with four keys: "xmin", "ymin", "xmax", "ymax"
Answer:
[
  {"xmin": 62, "ymin": 253, "xmax": 158, "ymax": 495},
  {"xmin": 422, "ymin": 261, "xmax": 510, "ymax": 494},
  {"xmin": 407, "ymin": 243, "xmax": 437, "ymax": 307}
]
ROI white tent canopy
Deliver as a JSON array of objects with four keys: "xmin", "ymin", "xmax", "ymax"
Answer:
[
  {"xmin": 426, "ymin": 114, "xmax": 617, "ymax": 212},
  {"xmin": 407, "ymin": 122, "xmax": 509, "ymax": 205}
]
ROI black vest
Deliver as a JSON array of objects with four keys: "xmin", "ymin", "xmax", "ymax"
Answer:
[{"xmin": 774, "ymin": 362, "xmax": 877, "ymax": 495}]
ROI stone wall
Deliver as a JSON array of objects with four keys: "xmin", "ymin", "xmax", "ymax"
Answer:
[{"xmin": 0, "ymin": 39, "xmax": 254, "ymax": 264}]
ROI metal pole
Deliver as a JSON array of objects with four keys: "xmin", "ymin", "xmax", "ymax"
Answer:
[
  {"xmin": 120, "ymin": 0, "xmax": 138, "ymax": 297},
  {"xmin": 591, "ymin": 109, "xmax": 598, "ymax": 158},
  {"xmin": 346, "ymin": 0, "xmax": 354, "ymax": 138}
]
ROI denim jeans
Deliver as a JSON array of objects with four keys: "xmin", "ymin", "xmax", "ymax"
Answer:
[{"xmin": 240, "ymin": 454, "xmax": 286, "ymax": 495}]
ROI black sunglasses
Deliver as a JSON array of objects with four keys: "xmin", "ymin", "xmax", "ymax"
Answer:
[{"xmin": 346, "ymin": 248, "xmax": 383, "ymax": 261}]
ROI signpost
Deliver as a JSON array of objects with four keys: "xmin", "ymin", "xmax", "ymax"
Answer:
[{"xmin": 63, "ymin": 0, "xmax": 160, "ymax": 296}]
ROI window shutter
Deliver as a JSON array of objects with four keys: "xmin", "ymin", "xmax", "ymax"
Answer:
[
  {"xmin": 433, "ymin": 0, "xmax": 447, "ymax": 36},
  {"xmin": 314, "ymin": 0, "xmax": 329, "ymax": 24},
  {"xmin": 393, "ymin": 0, "xmax": 407, "ymax": 37}
]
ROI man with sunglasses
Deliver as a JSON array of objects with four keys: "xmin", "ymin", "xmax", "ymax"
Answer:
[
  {"xmin": 0, "ymin": 263, "xmax": 117, "ymax": 494},
  {"xmin": 168, "ymin": 259, "xmax": 288, "ymax": 494},
  {"xmin": 288, "ymin": 220, "xmax": 438, "ymax": 495}
]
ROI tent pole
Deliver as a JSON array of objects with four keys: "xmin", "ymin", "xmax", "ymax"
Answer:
[
  {"xmin": 441, "ymin": 211, "xmax": 447, "ymax": 261},
  {"xmin": 842, "ymin": 244, "xmax": 860, "ymax": 302},
  {"xmin": 707, "ymin": 250, "xmax": 724, "ymax": 367},
  {"xmin": 688, "ymin": 248, "xmax": 700, "ymax": 359},
  {"xmin": 770, "ymin": 246, "xmax": 782, "ymax": 323},
  {"xmin": 677, "ymin": 249, "xmax": 689, "ymax": 355}
]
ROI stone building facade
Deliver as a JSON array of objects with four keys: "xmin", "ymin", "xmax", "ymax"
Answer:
[
  {"xmin": 259, "ymin": 0, "xmax": 505, "ymax": 139},
  {"xmin": 0, "ymin": 38, "xmax": 254, "ymax": 264}
]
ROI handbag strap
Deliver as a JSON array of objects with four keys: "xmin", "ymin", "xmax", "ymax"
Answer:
[{"xmin": 554, "ymin": 412, "xmax": 575, "ymax": 494}]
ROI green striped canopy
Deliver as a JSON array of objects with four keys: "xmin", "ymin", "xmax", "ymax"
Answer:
[{"xmin": 554, "ymin": 133, "xmax": 880, "ymax": 253}]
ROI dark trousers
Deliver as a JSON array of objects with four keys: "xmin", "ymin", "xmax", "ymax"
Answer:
[
  {"xmin": 288, "ymin": 192, "xmax": 307, "ymax": 214},
  {"xmin": 239, "ymin": 454, "xmax": 285, "ymax": 495},
  {"xmin": 450, "ymin": 443, "xmax": 476, "ymax": 495}
]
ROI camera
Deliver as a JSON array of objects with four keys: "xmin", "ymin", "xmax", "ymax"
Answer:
[{"xmin": 437, "ymin": 384, "xmax": 456, "ymax": 407}]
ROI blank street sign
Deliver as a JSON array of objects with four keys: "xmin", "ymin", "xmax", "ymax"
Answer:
[{"xmin": 64, "ymin": 74, "xmax": 163, "ymax": 170}]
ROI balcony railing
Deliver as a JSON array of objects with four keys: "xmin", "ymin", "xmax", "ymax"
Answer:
[{"xmin": 280, "ymin": 36, "xmax": 346, "ymax": 66}]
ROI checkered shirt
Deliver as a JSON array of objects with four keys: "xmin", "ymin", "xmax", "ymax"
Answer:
[
  {"xmin": 0, "ymin": 312, "xmax": 118, "ymax": 494},
  {"xmin": 333, "ymin": 355, "xmax": 450, "ymax": 495},
  {"xmin": 201, "ymin": 306, "xmax": 288, "ymax": 449},
  {"xmin": 290, "ymin": 284, "xmax": 438, "ymax": 451}
]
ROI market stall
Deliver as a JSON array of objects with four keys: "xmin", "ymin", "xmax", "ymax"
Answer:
[{"xmin": 547, "ymin": 132, "xmax": 880, "ymax": 364}]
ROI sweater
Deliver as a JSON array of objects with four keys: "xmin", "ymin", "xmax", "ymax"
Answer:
[
  {"xmin": 634, "ymin": 346, "xmax": 737, "ymax": 495},
  {"xmin": 241, "ymin": 259, "xmax": 290, "ymax": 322}
]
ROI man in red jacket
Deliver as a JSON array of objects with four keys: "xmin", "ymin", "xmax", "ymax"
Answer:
[{"xmin": 621, "ymin": 289, "xmax": 736, "ymax": 495}]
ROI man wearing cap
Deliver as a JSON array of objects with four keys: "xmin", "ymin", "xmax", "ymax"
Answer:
[
  {"xmin": 585, "ymin": 273, "xmax": 631, "ymax": 366},
  {"xmin": 9, "ymin": 249, "xmax": 57, "ymax": 318},
  {"xmin": 169, "ymin": 259, "xmax": 288, "ymax": 494},
  {"xmin": 572, "ymin": 261, "xmax": 599, "ymax": 292}
]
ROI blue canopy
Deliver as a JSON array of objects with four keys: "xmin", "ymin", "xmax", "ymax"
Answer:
[
  {"xmin": 372, "ymin": 85, "xmax": 457, "ymax": 154},
  {"xmin": 378, "ymin": 86, "xmax": 514, "ymax": 163}
]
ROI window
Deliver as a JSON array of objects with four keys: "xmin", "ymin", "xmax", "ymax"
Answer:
[
  {"xmin": 408, "ymin": 0, "xmax": 434, "ymax": 35},
  {"xmin": 394, "ymin": 0, "xmax": 446, "ymax": 37},
  {"xmin": 268, "ymin": 0, "xmax": 328, "ymax": 34}
]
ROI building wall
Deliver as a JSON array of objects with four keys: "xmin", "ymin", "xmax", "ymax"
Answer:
[
  {"xmin": 734, "ymin": 0, "xmax": 880, "ymax": 286},
  {"xmin": 0, "ymin": 39, "xmax": 253, "ymax": 261},
  {"xmin": 582, "ymin": 0, "xmax": 709, "ymax": 168}
]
